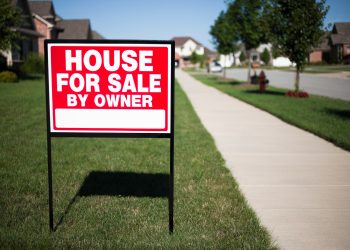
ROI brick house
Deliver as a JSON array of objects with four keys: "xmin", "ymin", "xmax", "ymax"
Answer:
[
  {"xmin": 308, "ymin": 34, "xmax": 330, "ymax": 63},
  {"xmin": 329, "ymin": 22, "xmax": 350, "ymax": 63},
  {"xmin": 29, "ymin": 0, "xmax": 104, "ymax": 56},
  {"xmin": 29, "ymin": 0, "xmax": 62, "ymax": 56},
  {"xmin": 0, "ymin": 0, "xmax": 42, "ymax": 68}
]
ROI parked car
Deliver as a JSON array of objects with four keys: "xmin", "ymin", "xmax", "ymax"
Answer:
[{"xmin": 209, "ymin": 61, "xmax": 223, "ymax": 73}]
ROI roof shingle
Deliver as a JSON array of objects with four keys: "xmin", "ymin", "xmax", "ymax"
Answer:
[
  {"xmin": 171, "ymin": 36, "xmax": 203, "ymax": 47},
  {"xmin": 56, "ymin": 19, "xmax": 91, "ymax": 39},
  {"xmin": 331, "ymin": 22, "xmax": 350, "ymax": 45},
  {"xmin": 28, "ymin": 0, "xmax": 55, "ymax": 18}
]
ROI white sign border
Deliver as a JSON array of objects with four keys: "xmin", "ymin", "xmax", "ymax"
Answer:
[{"xmin": 45, "ymin": 41, "xmax": 173, "ymax": 135}]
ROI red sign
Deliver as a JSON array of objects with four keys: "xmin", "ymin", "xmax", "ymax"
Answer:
[{"xmin": 46, "ymin": 41, "xmax": 173, "ymax": 134}]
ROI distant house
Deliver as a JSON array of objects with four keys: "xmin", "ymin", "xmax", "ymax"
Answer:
[
  {"xmin": 1, "ymin": 0, "xmax": 42, "ymax": 68},
  {"xmin": 30, "ymin": 0, "xmax": 103, "ymax": 55},
  {"xmin": 29, "ymin": 0, "xmax": 62, "ymax": 56},
  {"xmin": 219, "ymin": 43, "xmax": 293, "ymax": 68},
  {"xmin": 329, "ymin": 22, "xmax": 350, "ymax": 63},
  {"xmin": 172, "ymin": 36, "xmax": 215, "ymax": 67},
  {"xmin": 308, "ymin": 33, "xmax": 331, "ymax": 63},
  {"xmin": 219, "ymin": 43, "xmax": 245, "ymax": 67},
  {"xmin": 56, "ymin": 19, "xmax": 93, "ymax": 39}
]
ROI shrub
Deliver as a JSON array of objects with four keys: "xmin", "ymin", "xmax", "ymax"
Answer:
[
  {"xmin": 20, "ymin": 53, "xmax": 44, "ymax": 75},
  {"xmin": 285, "ymin": 90, "xmax": 309, "ymax": 98},
  {"xmin": 0, "ymin": 71, "xmax": 18, "ymax": 83},
  {"xmin": 239, "ymin": 51, "xmax": 246, "ymax": 64},
  {"xmin": 260, "ymin": 48, "xmax": 270, "ymax": 65}
]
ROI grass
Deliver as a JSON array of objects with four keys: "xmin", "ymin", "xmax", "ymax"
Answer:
[
  {"xmin": 191, "ymin": 74, "xmax": 350, "ymax": 151},
  {"xmin": 301, "ymin": 64, "xmax": 350, "ymax": 73},
  {"xmin": 271, "ymin": 64, "xmax": 350, "ymax": 74},
  {"xmin": 272, "ymin": 64, "xmax": 350, "ymax": 74},
  {"xmin": 0, "ymin": 77, "xmax": 276, "ymax": 249},
  {"xmin": 230, "ymin": 64, "xmax": 350, "ymax": 74}
]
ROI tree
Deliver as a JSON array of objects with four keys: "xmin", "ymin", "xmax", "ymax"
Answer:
[
  {"xmin": 260, "ymin": 48, "xmax": 270, "ymax": 65},
  {"xmin": 226, "ymin": 0, "xmax": 270, "ymax": 83},
  {"xmin": 271, "ymin": 44, "xmax": 282, "ymax": 58},
  {"xmin": 269, "ymin": 0, "xmax": 328, "ymax": 92},
  {"xmin": 0, "ymin": 0, "xmax": 21, "ymax": 51},
  {"xmin": 190, "ymin": 51, "xmax": 200, "ymax": 66},
  {"xmin": 239, "ymin": 51, "xmax": 246, "ymax": 64},
  {"xmin": 210, "ymin": 10, "xmax": 239, "ymax": 78}
]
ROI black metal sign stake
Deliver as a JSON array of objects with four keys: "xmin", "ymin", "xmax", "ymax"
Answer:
[
  {"xmin": 169, "ymin": 134, "xmax": 174, "ymax": 233},
  {"xmin": 47, "ymin": 135, "xmax": 54, "ymax": 231}
]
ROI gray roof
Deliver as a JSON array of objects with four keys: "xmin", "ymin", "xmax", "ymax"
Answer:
[
  {"xmin": 313, "ymin": 33, "xmax": 330, "ymax": 51},
  {"xmin": 334, "ymin": 22, "xmax": 350, "ymax": 35},
  {"xmin": 11, "ymin": 0, "xmax": 36, "ymax": 32},
  {"xmin": 92, "ymin": 30, "xmax": 104, "ymax": 40},
  {"xmin": 171, "ymin": 36, "xmax": 203, "ymax": 47},
  {"xmin": 331, "ymin": 22, "xmax": 350, "ymax": 45},
  {"xmin": 204, "ymin": 47, "xmax": 216, "ymax": 56},
  {"xmin": 57, "ymin": 19, "xmax": 91, "ymax": 39},
  {"xmin": 28, "ymin": 0, "xmax": 55, "ymax": 18}
]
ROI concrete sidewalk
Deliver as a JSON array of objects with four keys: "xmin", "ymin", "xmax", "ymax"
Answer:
[{"xmin": 176, "ymin": 69, "xmax": 350, "ymax": 250}]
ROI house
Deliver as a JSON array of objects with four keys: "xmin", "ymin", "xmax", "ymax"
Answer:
[
  {"xmin": 29, "ymin": 0, "xmax": 103, "ymax": 56},
  {"xmin": 219, "ymin": 43, "xmax": 295, "ymax": 68},
  {"xmin": 29, "ymin": 0, "xmax": 62, "ymax": 56},
  {"xmin": 172, "ymin": 36, "xmax": 215, "ymax": 67},
  {"xmin": 219, "ymin": 43, "xmax": 245, "ymax": 67},
  {"xmin": 329, "ymin": 22, "xmax": 350, "ymax": 63},
  {"xmin": 308, "ymin": 33, "xmax": 330, "ymax": 63},
  {"xmin": 56, "ymin": 19, "xmax": 93, "ymax": 39},
  {"xmin": 1, "ymin": 0, "xmax": 43, "ymax": 68}
]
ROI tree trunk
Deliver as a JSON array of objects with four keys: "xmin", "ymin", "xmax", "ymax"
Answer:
[
  {"xmin": 247, "ymin": 50, "xmax": 251, "ymax": 84},
  {"xmin": 295, "ymin": 67, "xmax": 300, "ymax": 93}
]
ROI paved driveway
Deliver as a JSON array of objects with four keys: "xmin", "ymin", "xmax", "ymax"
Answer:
[{"xmin": 224, "ymin": 68, "xmax": 350, "ymax": 101}]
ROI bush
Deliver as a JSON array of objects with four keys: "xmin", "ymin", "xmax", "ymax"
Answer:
[
  {"xmin": 260, "ymin": 48, "xmax": 270, "ymax": 65},
  {"xmin": 20, "ymin": 53, "xmax": 44, "ymax": 75},
  {"xmin": 0, "ymin": 71, "xmax": 18, "ymax": 83},
  {"xmin": 239, "ymin": 51, "xmax": 246, "ymax": 64}
]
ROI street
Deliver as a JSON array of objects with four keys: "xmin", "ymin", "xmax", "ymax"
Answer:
[{"xmin": 223, "ymin": 68, "xmax": 350, "ymax": 101}]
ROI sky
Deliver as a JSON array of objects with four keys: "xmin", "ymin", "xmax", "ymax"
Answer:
[{"xmin": 52, "ymin": 0, "xmax": 350, "ymax": 51}]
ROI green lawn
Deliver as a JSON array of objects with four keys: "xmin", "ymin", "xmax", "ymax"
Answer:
[
  {"xmin": 279, "ymin": 64, "xmax": 350, "ymax": 74},
  {"xmin": 191, "ymin": 74, "xmax": 350, "ymax": 151},
  {"xmin": 0, "ymin": 77, "xmax": 276, "ymax": 249},
  {"xmin": 231, "ymin": 64, "xmax": 350, "ymax": 73}
]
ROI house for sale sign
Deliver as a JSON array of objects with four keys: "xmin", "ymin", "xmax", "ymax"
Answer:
[{"xmin": 45, "ymin": 40, "xmax": 174, "ymax": 135}]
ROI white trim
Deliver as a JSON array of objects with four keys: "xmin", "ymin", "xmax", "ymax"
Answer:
[{"xmin": 33, "ymin": 13, "xmax": 54, "ymax": 28}]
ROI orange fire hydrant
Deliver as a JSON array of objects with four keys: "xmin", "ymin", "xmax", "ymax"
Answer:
[{"xmin": 259, "ymin": 70, "xmax": 269, "ymax": 93}]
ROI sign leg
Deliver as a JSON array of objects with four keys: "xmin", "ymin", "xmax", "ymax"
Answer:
[
  {"xmin": 47, "ymin": 135, "xmax": 54, "ymax": 231},
  {"xmin": 169, "ymin": 135, "xmax": 174, "ymax": 233}
]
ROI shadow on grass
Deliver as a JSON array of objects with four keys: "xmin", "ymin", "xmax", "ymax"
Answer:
[
  {"xmin": 324, "ymin": 108, "xmax": 350, "ymax": 120},
  {"xmin": 244, "ymin": 89, "xmax": 285, "ymax": 96},
  {"xmin": 19, "ymin": 74, "xmax": 43, "ymax": 80},
  {"xmin": 54, "ymin": 171, "xmax": 169, "ymax": 231},
  {"xmin": 217, "ymin": 80, "xmax": 241, "ymax": 86}
]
